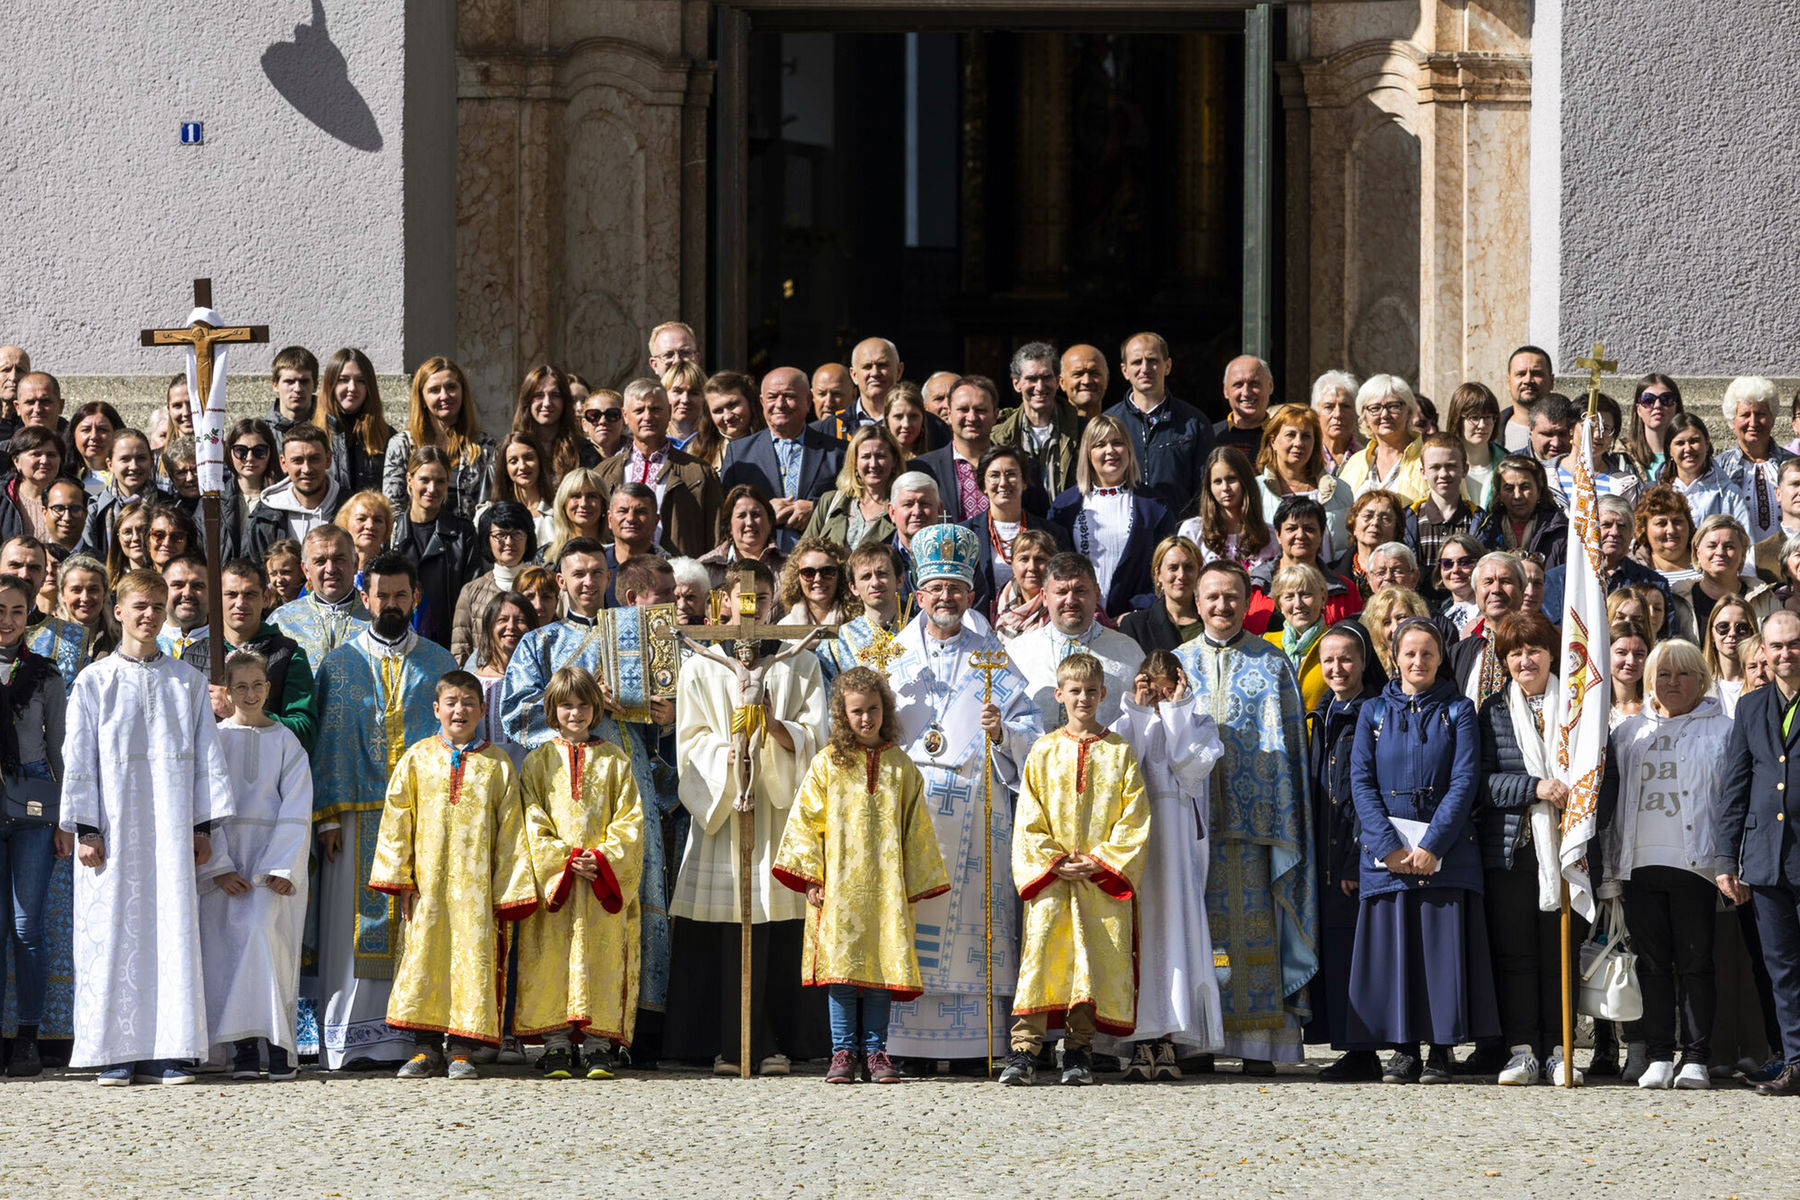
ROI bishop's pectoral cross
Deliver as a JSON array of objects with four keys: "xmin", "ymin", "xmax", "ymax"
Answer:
[
  {"xmin": 679, "ymin": 566, "xmax": 837, "ymax": 1078},
  {"xmin": 140, "ymin": 279, "xmax": 269, "ymax": 683}
]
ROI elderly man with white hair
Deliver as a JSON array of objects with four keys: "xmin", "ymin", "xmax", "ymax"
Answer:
[
  {"xmin": 1717, "ymin": 375, "xmax": 1797, "ymax": 545},
  {"xmin": 1539, "ymin": 493, "xmax": 1672, "ymax": 631},
  {"xmin": 1447, "ymin": 551, "xmax": 1525, "ymax": 703}
]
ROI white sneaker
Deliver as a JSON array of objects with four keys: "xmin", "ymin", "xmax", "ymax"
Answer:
[
  {"xmin": 1621, "ymin": 1042, "xmax": 1648, "ymax": 1083},
  {"xmin": 1544, "ymin": 1052, "xmax": 1583, "ymax": 1086},
  {"xmin": 758, "ymin": 1053, "xmax": 791, "ymax": 1076},
  {"xmin": 1497, "ymin": 1050, "xmax": 1541, "ymax": 1086},
  {"xmin": 1637, "ymin": 1060, "xmax": 1675, "ymax": 1089},
  {"xmin": 1673, "ymin": 1062, "xmax": 1712, "ymax": 1090}
]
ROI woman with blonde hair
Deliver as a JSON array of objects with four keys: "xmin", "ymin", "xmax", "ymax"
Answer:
[
  {"xmin": 802, "ymin": 424, "xmax": 901, "ymax": 549},
  {"xmin": 1358, "ymin": 586, "xmax": 1429, "ymax": 676},
  {"xmin": 1604, "ymin": 636, "xmax": 1732, "ymax": 1090},
  {"xmin": 883, "ymin": 381, "xmax": 935, "ymax": 457},
  {"xmin": 662, "ymin": 360, "xmax": 708, "ymax": 450},
  {"xmin": 1264, "ymin": 561, "xmax": 1330, "ymax": 710},
  {"xmin": 382, "ymin": 355, "xmax": 496, "ymax": 521},
  {"xmin": 334, "ymin": 489, "xmax": 395, "ymax": 574},
  {"xmin": 1254, "ymin": 403, "xmax": 1352, "ymax": 558},
  {"xmin": 318, "ymin": 348, "xmax": 394, "ymax": 495},
  {"xmin": 1119, "ymin": 535, "xmax": 1207, "ymax": 653},
  {"xmin": 777, "ymin": 536, "xmax": 850, "ymax": 626},
  {"xmin": 1048, "ymin": 413, "xmax": 1176, "ymax": 617},
  {"xmin": 1701, "ymin": 594, "xmax": 1759, "ymax": 715},
  {"xmin": 544, "ymin": 467, "xmax": 607, "ymax": 565},
  {"xmin": 1337, "ymin": 375, "xmax": 1427, "ymax": 502}
]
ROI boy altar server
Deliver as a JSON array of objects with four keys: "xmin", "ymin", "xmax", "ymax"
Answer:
[
  {"xmin": 62, "ymin": 568, "xmax": 234, "ymax": 1085},
  {"xmin": 1000, "ymin": 652, "xmax": 1150, "ymax": 1087},
  {"xmin": 370, "ymin": 670, "xmax": 538, "ymax": 1079}
]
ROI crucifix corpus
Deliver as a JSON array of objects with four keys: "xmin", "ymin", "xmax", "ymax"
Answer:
[
  {"xmin": 139, "ymin": 279, "xmax": 270, "ymax": 683},
  {"xmin": 679, "ymin": 566, "xmax": 837, "ymax": 1079}
]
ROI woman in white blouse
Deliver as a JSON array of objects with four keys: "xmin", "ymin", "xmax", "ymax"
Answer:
[{"xmin": 1047, "ymin": 415, "xmax": 1176, "ymax": 619}]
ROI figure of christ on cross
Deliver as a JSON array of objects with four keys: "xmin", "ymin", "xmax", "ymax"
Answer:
[
  {"xmin": 676, "ymin": 565, "xmax": 836, "ymax": 1078},
  {"xmin": 140, "ymin": 279, "xmax": 269, "ymax": 682}
]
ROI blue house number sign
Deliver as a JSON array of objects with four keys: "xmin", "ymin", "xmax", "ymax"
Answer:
[{"xmin": 181, "ymin": 122, "xmax": 204, "ymax": 146}]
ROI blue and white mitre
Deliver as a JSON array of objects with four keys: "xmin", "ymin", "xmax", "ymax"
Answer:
[{"xmin": 910, "ymin": 521, "xmax": 978, "ymax": 588}]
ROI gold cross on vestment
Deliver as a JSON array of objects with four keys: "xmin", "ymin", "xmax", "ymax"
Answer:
[
  {"xmin": 856, "ymin": 626, "xmax": 903, "ymax": 676},
  {"xmin": 1575, "ymin": 342, "xmax": 1617, "ymax": 418}
]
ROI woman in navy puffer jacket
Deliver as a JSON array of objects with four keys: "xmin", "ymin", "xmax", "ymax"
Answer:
[{"xmin": 1346, "ymin": 617, "xmax": 1500, "ymax": 1083}]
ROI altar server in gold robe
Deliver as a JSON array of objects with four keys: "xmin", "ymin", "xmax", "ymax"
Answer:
[
  {"xmin": 773, "ymin": 666, "xmax": 949, "ymax": 1084},
  {"xmin": 369, "ymin": 670, "xmax": 538, "ymax": 1080},
  {"xmin": 515, "ymin": 666, "xmax": 645, "ymax": 1080},
  {"xmin": 1000, "ymin": 652, "xmax": 1150, "ymax": 1087}
]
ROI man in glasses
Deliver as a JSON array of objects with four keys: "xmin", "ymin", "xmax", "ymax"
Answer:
[
  {"xmin": 646, "ymin": 320, "xmax": 700, "ymax": 377},
  {"xmin": 1404, "ymin": 433, "xmax": 1481, "ymax": 597},
  {"xmin": 241, "ymin": 423, "xmax": 342, "ymax": 561},
  {"xmin": 580, "ymin": 389, "xmax": 628, "ymax": 462},
  {"xmin": 42, "ymin": 479, "xmax": 86, "ymax": 562},
  {"xmin": 1717, "ymin": 375, "xmax": 1797, "ymax": 547},
  {"xmin": 1539, "ymin": 494, "xmax": 1671, "ymax": 632},
  {"xmin": 1501, "ymin": 345, "xmax": 1554, "ymax": 453}
]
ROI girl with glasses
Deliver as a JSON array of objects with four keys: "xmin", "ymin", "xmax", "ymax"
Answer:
[
  {"xmin": 1624, "ymin": 374, "xmax": 1684, "ymax": 478},
  {"xmin": 1445, "ymin": 382, "xmax": 1508, "ymax": 509},
  {"xmin": 226, "ymin": 418, "xmax": 278, "ymax": 551},
  {"xmin": 1702, "ymin": 595, "xmax": 1759, "ymax": 715},
  {"xmin": 1436, "ymin": 532, "xmax": 1485, "ymax": 636}
]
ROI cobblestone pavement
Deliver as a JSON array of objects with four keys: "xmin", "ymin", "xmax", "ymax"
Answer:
[{"xmin": 10, "ymin": 1052, "xmax": 1797, "ymax": 1199}]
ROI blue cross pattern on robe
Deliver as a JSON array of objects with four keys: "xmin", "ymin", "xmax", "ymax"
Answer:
[
  {"xmin": 936, "ymin": 993, "xmax": 981, "ymax": 1030},
  {"xmin": 933, "ymin": 772, "xmax": 974, "ymax": 818}
]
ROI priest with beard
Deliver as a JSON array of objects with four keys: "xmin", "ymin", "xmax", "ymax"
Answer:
[{"xmin": 310, "ymin": 552, "xmax": 458, "ymax": 1069}]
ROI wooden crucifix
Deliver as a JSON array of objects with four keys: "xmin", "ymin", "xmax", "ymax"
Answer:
[
  {"xmin": 678, "ymin": 566, "xmax": 837, "ymax": 1078},
  {"xmin": 1576, "ymin": 342, "xmax": 1616, "ymax": 419},
  {"xmin": 139, "ymin": 279, "xmax": 269, "ymax": 683}
]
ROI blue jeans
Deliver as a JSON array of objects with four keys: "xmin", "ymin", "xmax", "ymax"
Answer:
[
  {"xmin": 826, "ymin": 984, "xmax": 892, "ymax": 1054},
  {"xmin": 0, "ymin": 762, "xmax": 56, "ymax": 1027}
]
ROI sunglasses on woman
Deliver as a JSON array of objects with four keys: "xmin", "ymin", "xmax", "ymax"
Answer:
[
  {"xmin": 1637, "ymin": 392, "xmax": 1677, "ymax": 409},
  {"xmin": 1713, "ymin": 621, "xmax": 1754, "ymax": 637},
  {"xmin": 582, "ymin": 408, "xmax": 623, "ymax": 425},
  {"xmin": 797, "ymin": 565, "xmax": 838, "ymax": 580},
  {"xmin": 231, "ymin": 443, "xmax": 271, "ymax": 460},
  {"xmin": 1437, "ymin": 555, "xmax": 1475, "ymax": 571}
]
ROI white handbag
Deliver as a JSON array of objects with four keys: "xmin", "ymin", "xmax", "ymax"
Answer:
[{"xmin": 1577, "ymin": 898, "xmax": 1643, "ymax": 1022}]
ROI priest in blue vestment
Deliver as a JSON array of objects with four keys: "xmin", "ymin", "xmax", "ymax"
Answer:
[{"xmin": 1176, "ymin": 558, "xmax": 1318, "ymax": 1073}]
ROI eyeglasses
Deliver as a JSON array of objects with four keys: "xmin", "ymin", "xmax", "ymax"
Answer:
[
  {"xmin": 1437, "ymin": 555, "xmax": 1475, "ymax": 571},
  {"xmin": 46, "ymin": 503, "xmax": 85, "ymax": 517},
  {"xmin": 1637, "ymin": 392, "xmax": 1678, "ymax": 409},
  {"xmin": 1364, "ymin": 401, "xmax": 1407, "ymax": 417},
  {"xmin": 147, "ymin": 530, "xmax": 184, "ymax": 543},
  {"xmin": 582, "ymin": 408, "xmax": 623, "ymax": 425},
  {"xmin": 231, "ymin": 444, "xmax": 271, "ymax": 460},
  {"xmin": 489, "ymin": 528, "xmax": 527, "ymax": 540},
  {"xmin": 1714, "ymin": 621, "xmax": 1754, "ymax": 637},
  {"xmin": 797, "ymin": 565, "xmax": 839, "ymax": 580}
]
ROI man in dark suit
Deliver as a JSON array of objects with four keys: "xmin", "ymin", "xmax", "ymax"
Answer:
[
  {"xmin": 908, "ymin": 375, "xmax": 1001, "ymax": 525},
  {"xmin": 721, "ymin": 366, "xmax": 845, "ymax": 550},
  {"xmin": 597, "ymin": 378, "xmax": 723, "ymax": 559},
  {"xmin": 1103, "ymin": 331, "xmax": 1215, "ymax": 515},
  {"xmin": 1717, "ymin": 609, "xmax": 1800, "ymax": 1095},
  {"xmin": 1447, "ymin": 551, "xmax": 1523, "ymax": 698}
]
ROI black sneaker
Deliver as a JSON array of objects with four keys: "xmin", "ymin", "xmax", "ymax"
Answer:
[
  {"xmin": 998, "ymin": 1050, "xmax": 1036, "ymax": 1086},
  {"xmin": 266, "ymin": 1045, "xmax": 297, "ymax": 1082},
  {"xmin": 1382, "ymin": 1051, "xmax": 1422, "ymax": 1083},
  {"xmin": 1061, "ymin": 1047, "xmax": 1094, "ymax": 1086},
  {"xmin": 1419, "ymin": 1047, "xmax": 1452, "ymax": 1084},
  {"xmin": 1318, "ymin": 1050, "xmax": 1382, "ymax": 1082},
  {"xmin": 7, "ymin": 1035, "xmax": 41, "ymax": 1079},
  {"xmin": 1456, "ymin": 1042, "xmax": 1509, "ymax": 1077},
  {"xmin": 230, "ymin": 1040, "xmax": 262, "ymax": 1081},
  {"xmin": 539, "ymin": 1048, "xmax": 576, "ymax": 1079}
]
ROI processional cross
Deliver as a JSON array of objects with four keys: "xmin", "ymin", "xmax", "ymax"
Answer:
[
  {"xmin": 678, "ymin": 567, "xmax": 837, "ymax": 1078},
  {"xmin": 139, "ymin": 279, "xmax": 270, "ymax": 683},
  {"xmin": 1576, "ymin": 342, "xmax": 1616, "ymax": 418}
]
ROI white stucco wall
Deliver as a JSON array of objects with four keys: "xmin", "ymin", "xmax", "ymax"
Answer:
[
  {"xmin": 1550, "ymin": 0, "xmax": 1800, "ymax": 377},
  {"xmin": 0, "ymin": 1, "xmax": 447, "ymax": 382}
]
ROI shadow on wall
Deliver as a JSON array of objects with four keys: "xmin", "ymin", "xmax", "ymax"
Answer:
[{"xmin": 262, "ymin": 0, "xmax": 384, "ymax": 152}]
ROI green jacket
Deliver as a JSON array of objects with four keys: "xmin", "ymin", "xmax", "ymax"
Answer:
[{"xmin": 994, "ymin": 397, "xmax": 1085, "ymax": 497}]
